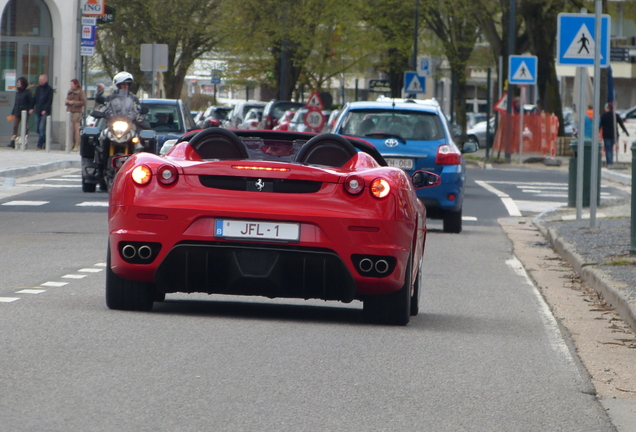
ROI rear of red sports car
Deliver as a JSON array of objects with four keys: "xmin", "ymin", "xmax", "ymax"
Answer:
[{"xmin": 106, "ymin": 130, "xmax": 428, "ymax": 325}]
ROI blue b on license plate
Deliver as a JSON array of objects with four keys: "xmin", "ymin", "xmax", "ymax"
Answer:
[{"xmin": 215, "ymin": 219, "xmax": 300, "ymax": 241}]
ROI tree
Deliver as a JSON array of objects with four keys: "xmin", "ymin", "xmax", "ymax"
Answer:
[
  {"xmin": 361, "ymin": 0, "xmax": 417, "ymax": 98},
  {"xmin": 420, "ymin": 0, "xmax": 481, "ymax": 138},
  {"xmin": 96, "ymin": 0, "xmax": 222, "ymax": 99},
  {"xmin": 219, "ymin": 0, "xmax": 375, "ymax": 100}
]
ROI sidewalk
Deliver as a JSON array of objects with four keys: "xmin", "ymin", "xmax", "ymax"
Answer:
[{"xmin": 0, "ymin": 139, "xmax": 79, "ymax": 181}]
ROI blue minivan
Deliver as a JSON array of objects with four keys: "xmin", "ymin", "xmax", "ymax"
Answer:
[{"xmin": 333, "ymin": 99, "xmax": 477, "ymax": 233}]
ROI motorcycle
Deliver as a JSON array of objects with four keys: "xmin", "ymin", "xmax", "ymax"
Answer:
[{"xmin": 80, "ymin": 95, "xmax": 157, "ymax": 193}]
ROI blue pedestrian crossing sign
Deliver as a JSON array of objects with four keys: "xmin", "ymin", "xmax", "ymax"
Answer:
[
  {"xmin": 403, "ymin": 71, "xmax": 426, "ymax": 94},
  {"xmin": 557, "ymin": 13, "xmax": 611, "ymax": 67},
  {"xmin": 508, "ymin": 55, "xmax": 537, "ymax": 85}
]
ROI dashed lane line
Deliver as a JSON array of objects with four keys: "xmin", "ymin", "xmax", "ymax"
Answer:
[
  {"xmin": 0, "ymin": 298, "xmax": 20, "ymax": 303},
  {"xmin": 1, "ymin": 262, "xmax": 105, "ymax": 304},
  {"xmin": 1, "ymin": 200, "xmax": 49, "ymax": 206}
]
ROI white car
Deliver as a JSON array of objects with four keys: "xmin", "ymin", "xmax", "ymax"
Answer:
[{"xmin": 237, "ymin": 108, "xmax": 263, "ymax": 130}]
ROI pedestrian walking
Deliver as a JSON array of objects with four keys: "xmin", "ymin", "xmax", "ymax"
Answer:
[
  {"xmin": 598, "ymin": 102, "xmax": 629, "ymax": 167},
  {"xmin": 30, "ymin": 74, "xmax": 54, "ymax": 150},
  {"xmin": 94, "ymin": 83, "xmax": 105, "ymax": 109},
  {"xmin": 65, "ymin": 78, "xmax": 86, "ymax": 151},
  {"xmin": 7, "ymin": 76, "xmax": 33, "ymax": 148}
]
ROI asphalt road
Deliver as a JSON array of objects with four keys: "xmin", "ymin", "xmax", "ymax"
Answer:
[{"xmin": 0, "ymin": 167, "xmax": 620, "ymax": 431}]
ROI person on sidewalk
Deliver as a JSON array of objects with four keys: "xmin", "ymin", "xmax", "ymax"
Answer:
[
  {"xmin": 7, "ymin": 76, "xmax": 33, "ymax": 148},
  {"xmin": 65, "ymin": 78, "xmax": 86, "ymax": 151},
  {"xmin": 30, "ymin": 74, "xmax": 54, "ymax": 150},
  {"xmin": 598, "ymin": 102, "xmax": 629, "ymax": 167}
]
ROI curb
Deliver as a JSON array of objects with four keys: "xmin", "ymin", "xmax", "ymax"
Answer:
[
  {"xmin": 535, "ymin": 220, "xmax": 636, "ymax": 334},
  {"xmin": 0, "ymin": 160, "xmax": 81, "ymax": 180},
  {"xmin": 602, "ymin": 168, "xmax": 632, "ymax": 186}
]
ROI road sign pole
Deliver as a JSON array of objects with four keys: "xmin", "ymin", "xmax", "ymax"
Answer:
[
  {"xmin": 576, "ymin": 66, "xmax": 586, "ymax": 220},
  {"xmin": 518, "ymin": 85, "xmax": 525, "ymax": 164},
  {"xmin": 589, "ymin": 0, "xmax": 602, "ymax": 228},
  {"xmin": 152, "ymin": 42, "xmax": 157, "ymax": 98}
]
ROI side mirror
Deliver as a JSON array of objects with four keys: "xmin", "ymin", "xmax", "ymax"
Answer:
[
  {"xmin": 111, "ymin": 155, "xmax": 130, "ymax": 170},
  {"xmin": 90, "ymin": 110, "xmax": 105, "ymax": 118},
  {"xmin": 412, "ymin": 170, "xmax": 441, "ymax": 188},
  {"xmin": 139, "ymin": 105, "xmax": 149, "ymax": 115},
  {"xmin": 95, "ymin": 95, "xmax": 105, "ymax": 105},
  {"xmin": 461, "ymin": 141, "xmax": 478, "ymax": 153}
]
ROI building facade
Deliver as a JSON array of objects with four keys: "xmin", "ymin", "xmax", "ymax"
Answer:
[{"xmin": 0, "ymin": 0, "xmax": 80, "ymax": 141}]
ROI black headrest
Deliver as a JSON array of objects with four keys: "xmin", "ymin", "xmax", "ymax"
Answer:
[
  {"xmin": 188, "ymin": 127, "xmax": 248, "ymax": 160},
  {"xmin": 295, "ymin": 134, "xmax": 357, "ymax": 167}
]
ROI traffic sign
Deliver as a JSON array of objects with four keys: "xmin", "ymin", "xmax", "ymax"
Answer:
[
  {"xmin": 306, "ymin": 91, "xmax": 325, "ymax": 110},
  {"xmin": 403, "ymin": 72, "xmax": 425, "ymax": 94},
  {"xmin": 80, "ymin": 17, "xmax": 96, "ymax": 57},
  {"xmin": 494, "ymin": 92, "xmax": 507, "ymax": 113},
  {"xmin": 557, "ymin": 13, "xmax": 611, "ymax": 67},
  {"xmin": 304, "ymin": 108, "xmax": 325, "ymax": 131},
  {"xmin": 508, "ymin": 55, "xmax": 537, "ymax": 85},
  {"xmin": 417, "ymin": 56, "xmax": 431, "ymax": 77}
]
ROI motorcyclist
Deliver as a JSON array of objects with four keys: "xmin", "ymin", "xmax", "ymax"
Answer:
[{"xmin": 97, "ymin": 71, "xmax": 149, "ymax": 129}]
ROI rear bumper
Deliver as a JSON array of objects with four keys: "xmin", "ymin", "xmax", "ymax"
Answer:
[{"xmin": 154, "ymin": 242, "xmax": 357, "ymax": 302}]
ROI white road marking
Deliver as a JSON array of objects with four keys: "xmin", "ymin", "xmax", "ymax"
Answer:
[
  {"xmin": 16, "ymin": 289, "xmax": 45, "ymax": 294},
  {"xmin": 41, "ymin": 281, "xmax": 68, "ymax": 287},
  {"xmin": 2, "ymin": 200, "xmax": 49, "ymax": 206},
  {"xmin": 79, "ymin": 268, "xmax": 103, "ymax": 273},
  {"xmin": 45, "ymin": 178, "xmax": 79, "ymax": 182},
  {"xmin": 25, "ymin": 184, "xmax": 78, "ymax": 188},
  {"xmin": 62, "ymin": 274, "xmax": 87, "ymax": 279},
  {"xmin": 514, "ymin": 200, "xmax": 566, "ymax": 213},
  {"xmin": 76, "ymin": 202, "xmax": 108, "ymax": 207},
  {"xmin": 462, "ymin": 216, "xmax": 478, "ymax": 221},
  {"xmin": 475, "ymin": 180, "xmax": 522, "ymax": 216},
  {"xmin": 0, "ymin": 297, "xmax": 20, "ymax": 303},
  {"xmin": 61, "ymin": 175, "xmax": 81, "ymax": 178},
  {"xmin": 506, "ymin": 257, "xmax": 576, "ymax": 367},
  {"xmin": 94, "ymin": 262, "xmax": 107, "ymax": 267}
]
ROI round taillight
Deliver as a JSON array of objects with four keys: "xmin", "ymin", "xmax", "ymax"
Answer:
[
  {"xmin": 131, "ymin": 165, "xmax": 152, "ymax": 186},
  {"xmin": 370, "ymin": 178, "xmax": 391, "ymax": 198},
  {"xmin": 157, "ymin": 164, "xmax": 178, "ymax": 186},
  {"xmin": 344, "ymin": 175, "xmax": 364, "ymax": 195}
]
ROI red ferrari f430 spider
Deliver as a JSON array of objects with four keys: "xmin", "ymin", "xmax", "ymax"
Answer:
[{"xmin": 106, "ymin": 128, "xmax": 440, "ymax": 325}]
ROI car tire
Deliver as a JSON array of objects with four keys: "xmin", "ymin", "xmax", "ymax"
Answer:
[
  {"xmin": 105, "ymin": 245, "xmax": 155, "ymax": 311},
  {"xmin": 443, "ymin": 208, "xmax": 462, "ymax": 233},
  {"xmin": 410, "ymin": 263, "xmax": 421, "ymax": 316},
  {"xmin": 99, "ymin": 180, "xmax": 107, "ymax": 192},
  {"xmin": 363, "ymin": 254, "xmax": 411, "ymax": 326},
  {"xmin": 82, "ymin": 177, "xmax": 96, "ymax": 193}
]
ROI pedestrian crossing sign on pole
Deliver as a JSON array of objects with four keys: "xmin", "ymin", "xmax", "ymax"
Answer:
[
  {"xmin": 557, "ymin": 13, "xmax": 610, "ymax": 67},
  {"xmin": 508, "ymin": 55, "xmax": 537, "ymax": 85},
  {"xmin": 403, "ymin": 71, "xmax": 426, "ymax": 94}
]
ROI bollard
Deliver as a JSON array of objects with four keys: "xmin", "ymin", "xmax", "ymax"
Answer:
[
  {"xmin": 568, "ymin": 138, "xmax": 601, "ymax": 208},
  {"xmin": 45, "ymin": 115, "xmax": 51, "ymax": 153},
  {"xmin": 65, "ymin": 111, "xmax": 72, "ymax": 153},
  {"xmin": 20, "ymin": 109, "xmax": 27, "ymax": 151},
  {"xmin": 630, "ymin": 141, "xmax": 636, "ymax": 254}
]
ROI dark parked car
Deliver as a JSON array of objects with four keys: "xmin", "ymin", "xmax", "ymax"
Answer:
[
  {"xmin": 259, "ymin": 100, "xmax": 304, "ymax": 129},
  {"xmin": 139, "ymin": 99, "xmax": 197, "ymax": 153}
]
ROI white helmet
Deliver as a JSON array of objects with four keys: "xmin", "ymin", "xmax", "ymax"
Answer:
[{"xmin": 113, "ymin": 71, "xmax": 134, "ymax": 88}]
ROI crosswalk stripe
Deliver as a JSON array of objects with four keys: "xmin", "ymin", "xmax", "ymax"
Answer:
[{"xmin": 15, "ymin": 289, "xmax": 45, "ymax": 294}]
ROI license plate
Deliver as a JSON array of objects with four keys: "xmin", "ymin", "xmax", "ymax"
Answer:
[
  {"xmin": 215, "ymin": 219, "xmax": 300, "ymax": 241},
  {"xmin": 386, "ymin": 158, "xmax": 414, "ymax": 169}
]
